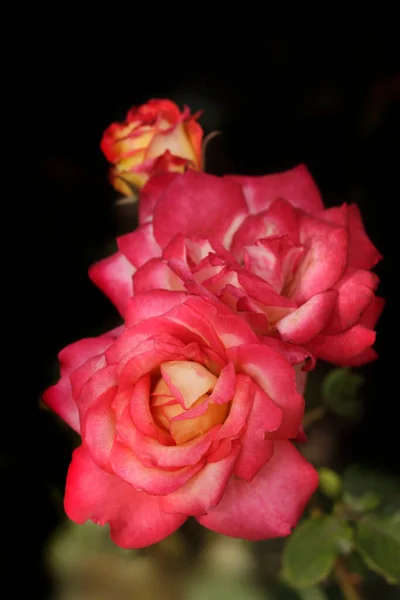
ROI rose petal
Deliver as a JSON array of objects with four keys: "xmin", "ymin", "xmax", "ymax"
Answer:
[
  {"xmin": 118, "ymin": 223, "xmax": 161, "ymax": 268},
  {"xmin": 43, "ymin": 376, "xmax": 80, "ymax": 433},
  {"xmin": 89, "ymin": 252, "xmax": 135, "ymax": 317},
  {"xmin": 125, "ymin": 290, "xmax": 188, "ymax": 328},
  {"xmin": 227, "ymin": 344, "xmax": 304, "ymax": 439},
  {"xmin": 133, "ymin": 258, "xmax": 185, "ymax": 294},
  {"xmin": 226, "ymin": 164, "xmax": 324, "ymax": 215},
  {"xmin": 234, "ymin": 384, "xmax": 282, "ymax": 481},
  {"xmin": 110, "ymin": 439, "xmax": 204, "ymax": 495},
  {"xmin": 82, "ymin": 387, "xmax": 117, "ymax": 472},
  {"xmin": 305, "ymin": 325, "xmax": 376, "ymax": 365},
  {"xmin": 116, "ymin": 406, "xmax": 216, "ymax": 468},
  {"xmin": 152, "ymin": 171, "xmax": 247, "ymax": 249},
  {"xmin": 160, "ymin": 444, "xmax": 240, "ymax": 516},
  {"xmin": 198, "ymin": 440, "xmax": 318, "ymax": 540},
  {"xmin": 277, "ymin": 290, "xmax": 337, "ymax": 344},
  {"xmin": 65, "ymin": 446, "xmax": 186, "ymax": 548},
  {"xmin": 347, "ymin": 204, "xmax": 382, "ymax": 270}
]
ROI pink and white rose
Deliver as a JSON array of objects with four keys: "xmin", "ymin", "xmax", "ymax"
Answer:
[
  {"xmin": 90, "ymin": 166, "xmax": 383, "ymax": 366},
  {"xmin": 43, "ymin": 291, "xmax": 317, "ymax": 548}
]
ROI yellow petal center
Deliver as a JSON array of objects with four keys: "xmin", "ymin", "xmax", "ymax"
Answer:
[{"xmin": 150, "ymin": 361, "xmax": 229, "ymax": 444}]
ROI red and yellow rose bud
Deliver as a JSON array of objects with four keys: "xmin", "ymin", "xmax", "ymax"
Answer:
[{"xmin": 101, "ymin": 99, "xmax": 203, "ymax": 194}]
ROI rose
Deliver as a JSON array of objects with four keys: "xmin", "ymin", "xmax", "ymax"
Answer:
[
  {"xmin": 43, "ymin": 290, "xmax": 317, "ymax": 548},
  {"xmin": 90, "ymin": 166, "xmax": 383, "ymax": 366},
  {"xmin": 101, "ymin": 99, "xmax": 203, "ymax": 194}
]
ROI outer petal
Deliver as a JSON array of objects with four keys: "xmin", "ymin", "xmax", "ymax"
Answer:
[
  {"xmin": 152, "ymin": 171, "xmax": 247, "ymax": 248},
  {"xmin": 277, "ymin": 290, "xmax": 337, "ymax": 344},
  {"xmin": 65, "ymin": 446, "xmax": 186, "ymax": 548},
  {"xmin": 82, "ymin": 387, "xmax": 117, "ymax": 472},
  {"xmin": 359, "ymin": 296, "xmax": 385, "ymax": 329},
  {"xmin": 305, "ymin": 325, "xmax": 376, "ymax": 365},
  {"xmin": 226, "ymin": 164, "xmax": 324, "ymax": 215},
  {"xmin": 347, "ymin": 204, "xmax": 382, "ymax": 270},
  {"xmin": 43, "ymin": 376, "xmax": 80, "ymax": 433},
  {"xmin": 324, "ymin": 269, "xmax": 379, "ymax": 334},
  {"xmin": 139, "ymin": 173, "xmax": 179, "ymax": 224},
  {"xmin": 197, "ymin": 440, "xmax": 318, "ymax": 540},
  {"xmin": 118, "ymin": 223, "xmax": 161, "ymax": 268},
  {"xmin": 89, "ymin": 252, "xmax": 135, "ymax": 316},
  {"xmin": 58, "ymin": 333, "xmax": 119, "ymax": 376}
]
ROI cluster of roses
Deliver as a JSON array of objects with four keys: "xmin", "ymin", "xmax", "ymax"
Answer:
[{"xmin": 44, "ymin": 100, "xmax": 383, "ymax": 548}]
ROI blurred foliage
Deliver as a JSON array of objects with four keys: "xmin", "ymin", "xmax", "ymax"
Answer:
[{"xmin": 321, "ymin": 368, "xmax": 364, "ymax": 421}]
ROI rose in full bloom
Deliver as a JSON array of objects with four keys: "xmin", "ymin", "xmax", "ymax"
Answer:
[
  {"xmin": 101, "ymin": 99, "xmax": 203, "ymax": 194},
  {"xmin": 90, "ymin": 166, "xmax": 383, "ymax": 366},
  {"xmin": 43, "ymin": 290, "xmax": 317, "ymax": 548}
]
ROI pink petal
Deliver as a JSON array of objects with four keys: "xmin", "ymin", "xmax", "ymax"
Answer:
[
  {"xmin": 133, "ymin": 258, "xmax": 185, "ymax": 293},
  {"xmin": 325, "ymin": 269, "xmax": 379, "ymax": 334},
  {"xmin": 89, "ymin": 252, "xmax": 135, "ymax": 317},
  {"xmin": 227, "ymin": 344, "xmax": 304, "ymax": 439},
  {"xmin": 116, "ymin": 405, "xmax": 216, "ymax": 468},
  {"xmin": 197, "ymin": 440, "xmax": 318, "ymax": 540},
  {"xmin": 43, "ymin": 376, "xmax": 80, "ymax": 433},
  {"xmin": 82, "ymin": 387, "xmax": 117, "ymax": 472},
  {"xmin": 128, "ymin": 375, "xmax": 171, "ymax": 444},
  {"xmin": 347, "ymin": 204, "xmax": 382, "ymax": 270},
  {"xmin": 118, "ymin": 223, "xmax": 161, "ymax": 268},
  {"xmin": 359, "ymin": 296, "xmax": 385, "ymax": 329},
  {"xmin": 125, "ymin": 290, "xmax": 188, "ymax": 328},
  {"xmin": 69, "ymin": 355, "xmax": 107, "ymax": 399},
  {"xmin": 343, "ymin": 348, "xmax": 378, "ymax": 366},
  {"xmin": 65, "ymin": 445, "xmax": 186, "ymax": 548},
  {"xmin": 58, "ymin": 332, "xmax": 119, "ymax": 376},
  {"xmin": 234, "ymin": 384, "xmax": 281, "ymax": 480},
  {"xmin": 110, "ymin": 439, "xmax": 204, "ymax": 495},
  {"xmin": 210, "ymin": 362, "xmax": 236, "ymax": 404},
  {"xmin": 226, "ymin": 164, "xmax": 324, "ymax": 215},
  {"xmin": 152, "ymin": 171, "xmax": 247, "ymax": 248},
  {"xmin": 212, "ymin": 373, "xmax": 252, "ymax": 447},
  {"xmin": 277, "ymin": 290, "xmax": 337, "ymax": 344},
  {"xmin": 139, "ymin": 173, "xmax": 180, "ymax": 224},
  {"xmin": 305, "ymin": 325, "xmax": 376, "ymax": 365},
  {"xmin": 160, "ymin": 444, "xmax": 240, "ymax": 516},
  {"xmin": 290, "ymin": 215, "xmax": 348, "ymax": 304},
  {"xmin": 74, "ymin": 364, "xmax": 119, "ymax": 418}
]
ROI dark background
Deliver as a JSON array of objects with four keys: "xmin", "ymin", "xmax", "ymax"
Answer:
[{"xmin": 7, "ymin": 29, "xmax": 399, "ymax": 596}]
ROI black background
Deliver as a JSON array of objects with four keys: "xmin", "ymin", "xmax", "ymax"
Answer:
[{"xmin": 7, "ymin": 27, "xmax": 399, "ymax": 597}]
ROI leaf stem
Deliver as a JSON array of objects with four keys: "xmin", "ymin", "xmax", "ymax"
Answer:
[{"xmin": 334, "ymin": 558, "xmax": 363, "ymax": 600}]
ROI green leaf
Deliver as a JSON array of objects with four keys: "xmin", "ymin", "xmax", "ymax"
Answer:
[
  {"xmin": 343, "ymin": 465, "xmax": 400, "ymax": 513},
  {"xmin": 321, "ymin": 368, "xmax": 364, "ymax": 420},
  {"xmin": 318, "ymin": 468, "xmax": 342, "ymax": 499},
  {"xmin": 356, "ymin": 513, "xmax": 400, "ymax": 584},
  {"xmin": 297, "ymin": 587, "xmax": 329, "ymax": 600},
  {"xmin": 281, "ymin": 516, "xmax": 353, "ymax": 588}
]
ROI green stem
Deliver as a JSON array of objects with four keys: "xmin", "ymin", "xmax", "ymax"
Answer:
[
  {"xmin": 303, "ymin": 406, "xmax": 327, "ymax": 431},
  {"xmin": 334, "ymin": 558, "xmax": 363, "ymax": 600}
]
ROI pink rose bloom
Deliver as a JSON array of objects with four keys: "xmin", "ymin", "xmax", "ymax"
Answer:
[
  {"xmin": 43, "ymin": 291, "xmax": 317, "ymax": 548},
  {"xmin": 90, "ymin": 166, "xmax": 383, "ymax": 366}
]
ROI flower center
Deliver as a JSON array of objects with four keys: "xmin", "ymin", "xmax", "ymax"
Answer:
[{"xmin": 150, "ymin": 360, "xmax": 229, "ymax": 444}]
